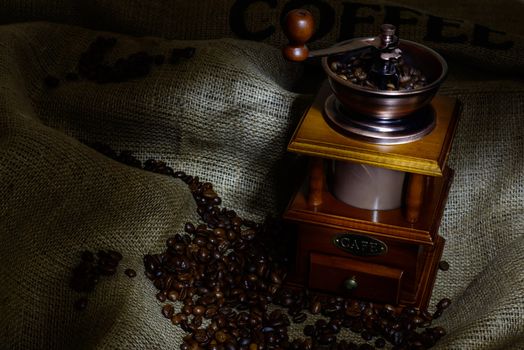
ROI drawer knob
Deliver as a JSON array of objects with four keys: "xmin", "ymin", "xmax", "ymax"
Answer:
[{"xmin": 344, "ymin": 276, "xmax": 358, "ymax": 291}]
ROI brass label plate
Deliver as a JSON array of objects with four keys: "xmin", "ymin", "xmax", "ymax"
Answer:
[{"xmin": 333, "ymin": 233, "xmax": 388, "ymax": 257}]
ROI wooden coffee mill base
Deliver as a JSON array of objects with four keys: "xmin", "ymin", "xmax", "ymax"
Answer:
[{"xmin": 282, "ymin": 83, "xmax": 460, "ymax": 309}]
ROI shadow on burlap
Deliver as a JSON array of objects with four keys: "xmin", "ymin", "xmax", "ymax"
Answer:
[{"xmin": 0, "ymin": 1, "xmax": 523, "ymax": 349}]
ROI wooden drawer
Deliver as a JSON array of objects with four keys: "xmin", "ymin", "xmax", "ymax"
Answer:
[{"xmin": 309, "ymin": 252, "xmax": 404, "ymax": 304}]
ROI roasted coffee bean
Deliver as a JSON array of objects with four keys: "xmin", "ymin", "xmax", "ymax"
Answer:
[
  {"xmin": 292, "ymin": 312, "xmax": 307, "ymax": 324},
  {"xmin": 345, "ymin": 306, "xmax": 361, "ymax": 318},
  {"xmin": 438, "ymin": 260, "xmax": 450, "ymax": 271},
  {"xmin": 318, "ymin": 333, "xmax": 336, "ymax": 345},
  {"xmin": 403, "ymin": 306, "xmax": 417, "ymax": 316},
  {"xmin": 303, "ymin": 324, "xmax": 315, "ymax": 337},
  {"xmin": 410, "ymin": 339, "xmax": 424, "ymax": 349},
  {"xmin": 362, "ymin": 307, "xmax": 374, "ymax": 318},
  {"xmin": 203, "ymin": 188, "xmax": 217, "ymax": 199},
  {"xmin": 162, "ymin": 304, "xmax": 174, "ymax": 319},
  {"xmin": 270, "ymin": 271, "xmax": 282, "ymax": 285},
  {"xmin": 420, "ymin": 331, "xmax": 436, "ymax": 348},
  {"xmin": 200, "ymin": 294, "xmax": 216, "ymax": 306},
  {"xmin": 143, "ymin": 255, "xmax": 158, "ymax": 274},
  {"xmin": 193, "ymin": 305, "xmax": 206, "ymax": 316},
  {"xmin": 124, "ymin": 268, "xmax": 136, "ymax": 278},
  {"xmin": 241, "ymin": 229, "xmax": 256, "ymax": 241},
  {"xmin": 107, "ymin": 250, "xmax": 123, "ymax": 261},
  {"xmin": 167, "ymin": 290, "xmax": 179, "ymax": 302},
  {"xmin": 156, "ymin": 291, "xmax": 167, "ymax": 302},
  {"xmin": 177, "ymin": 287, "xmax": 187, "ymax": 300},
  {"xmin": 215, "ymin": 330, "xmax": 228, "ymax": 343},
  {"xmin": 374, "ymin": 337, "xmax": 386, "ymax": 348},
  {"xmin": 171, "ymin": 313, "xmax": 186, "ymax": 325},
  {"xmin": 302, "ymin": 338, "xmax": 313, "ymax": 350},
  {"xmin": 153, "ymin": 277, "xmax": 165, "ymax": 290},
  {"xmin": 171, "ymin": 47, "xmax": 195, "ymax": 62},
  {"xmin": 361, "ymin": 330, "xmax": 372, "ymax": 341},
  {"xmin": 432, "ymin": 308, "xmax": 443, "ymax": 319},
  {"xmin": 192, "ymin": 315, "xmax": 203, "ymax": 328},
  {"xmin": 180, "ymin": 319, "xmax": 192, "ymax": 333},
  {"xmin": 392, "ymin": 330, "xmax": 406, "ymax": 346},
  {"xmin": 116, "ymin": 150, "xmax": 142, "ymax": 168},
  {"xmin": 309, "ymin": 300, "xmax": 322, "ymax": 315},
  {"xmin": 433, "ymin": 326, "xmax": 447, "ymax": 338},
  {"xmin": 412, "ymin": 315, "xmax": 425, "ymax": 326},
  {"xmin": 98, "ymin": 264, "xmax": 117, "ymax": 276},
  {"xmin": 193, "ymin": 329, "xmax": 210, "ymax": 344},
  {"xmin": 437, "ymin": 298, "xmax": 452, "ymax": 310},
  {"xmin": 185, "ymin": 222, "xmax": 196, "ymax": 234},
  {"xmin": 182, "ymin": 304, "xmax": 193, "ymax": 316}
]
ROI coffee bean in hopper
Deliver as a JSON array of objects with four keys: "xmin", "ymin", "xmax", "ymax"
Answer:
[{"xmin": 124, "ymin": 268, "xmax": 137, "ymax": 278}]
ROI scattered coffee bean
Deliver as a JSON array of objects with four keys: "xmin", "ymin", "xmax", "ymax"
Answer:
[
  {"xmin": 214, "ymin": 330, "xmax": 227, "ymax": 343},
  {"xmin": 192, "ymin": 305, "xmax": 206, "ymax": 316},
  {"xmin": 437, "ymin": 298, "xmax": 452, "ymax": 310},
  {"xmin": 162, "ymin": 304, "xmax": 174, "ymax": 319},
  {"xmin": 193, "ymin": 329, "xmax": 209, "ymax": 344},
  {"xmin": 167, "ymin": 290, "xmax": 179, "ymax": 302},
  {"xmin": 432, "ymin": 308, "xmax": 443, "ymax": 319},
  {"xmin": 292, "ymin": 312, "xmax": 307, "ymax": 323},
  {"xmin": 439, "ymin": 260, "xmax": 450, "ymax": 271},
  {"xmin": 124, "ymin": 268, "xmax": 137, "ymax": 278},
  {"xmin": 361, "ymin": 330, "xmax": 372, "ymax": 341},
  {"xmin": 170, "ymin": 47, "xmax": 196, "ymax": 64},
  {"xmin": 171, "ymin": 313, "xmax": 186, "ymax": 325},
  {"xmin": 310, "ymin": 300, "xmax": 322, "ymax": 315},
  {"xmin": 156, "ymin": 291, "xmax": 167, "ymax": 302},
  {"xmin": 374, "ymin": 337, "xmax": 386, "ymax": 348}
]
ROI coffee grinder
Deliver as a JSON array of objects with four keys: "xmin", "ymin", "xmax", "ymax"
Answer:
[{"xmin": 281, "ymin": 10, "xmax": 459, "ymax": 309}]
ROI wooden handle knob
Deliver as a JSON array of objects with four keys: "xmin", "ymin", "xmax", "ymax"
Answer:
[{"xmin": 282, "ymin": 9, "xmax": 315, "ymax": 62}]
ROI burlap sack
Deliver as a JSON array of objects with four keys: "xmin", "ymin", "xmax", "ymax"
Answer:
[{"xmin": 0, "ymin": 1, "xmax": 523, "ymax": 349}]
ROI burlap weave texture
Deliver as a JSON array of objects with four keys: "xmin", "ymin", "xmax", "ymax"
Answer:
[{"xmin": 0, "ymin": 1, "xmax": 523, "ymax": 349}]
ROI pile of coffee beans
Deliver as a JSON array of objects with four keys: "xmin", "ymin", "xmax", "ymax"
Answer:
[
  {"xmin": 329, "ymin": 52, "xmax": 427, "ymax": 91},
  {"xmin": 44, "ymin": 36, "xmax": 195, "ymax": 88},
  {"xmin": 70, "ymin": 249, "xmax": 124, "ymax": 310},
  {"xmin": 85, "ymin": 145, "xmax": 452, "ymax": 349}
]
